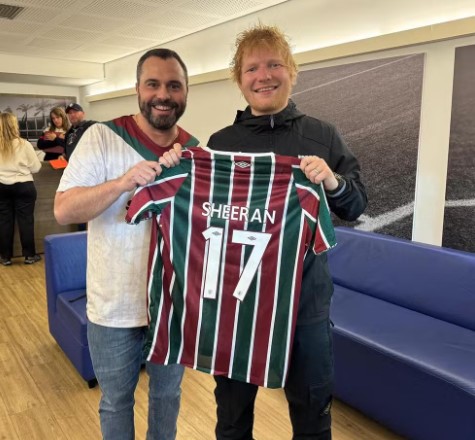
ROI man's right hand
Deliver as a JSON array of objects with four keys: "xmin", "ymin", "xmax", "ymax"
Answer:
[
  {"xmin": 119, "ymin": 160, "xmax": 163, "ymax": 192},
  {"xmin": 119, "ymin": 144, "xmax": 184, "ymax": 192}
]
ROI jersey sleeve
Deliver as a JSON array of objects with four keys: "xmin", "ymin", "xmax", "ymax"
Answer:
[
  {"xmin": 126, "ymin": 164, "xmax": 189, "ymax": 224},
  {"xmin": 292, "ymin": 167, "xmax": 336, "ymax": 254}
]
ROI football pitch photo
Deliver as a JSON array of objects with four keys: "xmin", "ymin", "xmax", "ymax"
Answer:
[{"xmin": 292, "ymin": 48, "xmax": 474, "ymax": 253}]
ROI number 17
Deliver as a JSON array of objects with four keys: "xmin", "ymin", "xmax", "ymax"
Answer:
[{"xmin": 202, "ymin": 226, "xmax": 271, "ymax": 301}]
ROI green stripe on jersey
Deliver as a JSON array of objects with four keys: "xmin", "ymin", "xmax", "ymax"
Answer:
[
  {"xmin": 198, "ymin": 152, "xmax": 233, "ymax": 372},
  {"xmin": 102, "ymin": 120, "xmax": 158, "ymax": 160},
  {"xmin": 231, "ymin": 155, "xmax": 274, "ymax": 381}
]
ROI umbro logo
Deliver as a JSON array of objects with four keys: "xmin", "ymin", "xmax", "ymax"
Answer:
[{"xmin": 235, "ymin": 161, "xmax": 251, "ymax": 168}]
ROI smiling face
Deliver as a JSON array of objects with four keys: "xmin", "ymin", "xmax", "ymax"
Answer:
[
  {"xmin": 238, "ymin": 47, "xmax": 294, "ymax": 116},
  {"xmin": 136, "ymin": 56, "xmax": 187, "ymax": 131}
]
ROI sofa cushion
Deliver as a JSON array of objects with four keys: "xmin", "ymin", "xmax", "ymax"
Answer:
[
  {"xmin": 56, "ymin": 289, "xmax": 88, "ymax": 346},
  {"xmin": 328, "ymin": 227, "xmax": 475, "ymax": 331},
  {"xmin": 331, "ymin": 285, "xmax": 475, "ymax": 395}
]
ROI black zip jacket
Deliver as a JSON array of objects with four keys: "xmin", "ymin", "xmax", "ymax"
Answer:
[
  {"xmin": 64, "ymin": 120, "xmax": 97, "ymax": 160},
  {"xmin": 207, "ymin": 100, "xmax": 368, "ymax": 324}
]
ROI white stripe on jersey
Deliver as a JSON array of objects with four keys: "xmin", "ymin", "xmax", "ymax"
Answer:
[
  {"xmin": 264, "ymin": 167, "xmax": 293, "ymax": 387},
  {"xmin": 212, "ymin": 151, "xmax": 235, "ymax": 376},
  {"xmin": 164, "ymin": 202, "xmax": 177, "ymax": 365}
]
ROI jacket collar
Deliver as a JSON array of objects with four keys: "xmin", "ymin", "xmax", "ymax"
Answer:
[{"xmin": 234, "ymin": 99, "xmax": 305, "ymax": 130}]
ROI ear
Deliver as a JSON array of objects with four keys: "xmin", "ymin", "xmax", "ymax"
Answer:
[{"xmin": 291, "ymin": 72, "xmax": 298, "ymax": 87}]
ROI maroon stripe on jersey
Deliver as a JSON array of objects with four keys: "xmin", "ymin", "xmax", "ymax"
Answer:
[
  {"xmin": 213, "ymin": 155, "xmax": 253, "ymax": 376},
  {"xmin": 113, "ymin": 115, "xmax": 195, "ymax": 157},
  {"xmin": 149, "ymin": 211, "xmax": 175, "ymax": 364},
  {"xmin": 180, "ymin": 155, "xmax": 213, "ymax": 367},
  {"xmin": 249, "ymin": 163, "xmax": 291, "ymax": 385},
  {"xmin": 296, "ymin": 185, "xmax": 329, "ymax": 253},
  {"xmin": 276, "ymin": 214, "xmax": 308, "ymax": 384}
]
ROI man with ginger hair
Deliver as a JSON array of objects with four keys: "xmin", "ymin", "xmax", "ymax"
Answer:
[{"xmin": 207, "ymin": 24, "xmax": 367, "ymax": 439}]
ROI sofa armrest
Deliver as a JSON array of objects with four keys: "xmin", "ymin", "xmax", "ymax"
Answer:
[{"xmin": 44, "ymin": 231, "xmax": 87, "ymax": 316}]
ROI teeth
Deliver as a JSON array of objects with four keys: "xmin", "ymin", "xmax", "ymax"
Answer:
[{"xmin": 256, "ymin": 86, "xmax": 275, "ymax": 92}]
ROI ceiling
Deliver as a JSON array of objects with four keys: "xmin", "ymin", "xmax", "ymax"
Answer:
[
  {"xmin": 0, "ymin": 0, "xmax": 287, "ymax": 64},
  {"xmin": 2, "ymin": 0, "xmax": 475, "ymax": 88}
]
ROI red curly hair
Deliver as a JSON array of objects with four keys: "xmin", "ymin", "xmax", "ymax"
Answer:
[{"xmin": 230, "ymin": 24, "xmax": 298, "ymax": 85}]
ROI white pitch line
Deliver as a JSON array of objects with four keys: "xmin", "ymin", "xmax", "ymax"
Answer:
[
  {"xmin": 355, "ymin": 198, "xmax": 475, "ymax": 232},
  {"xmin": 355, "ymin": 202, "xmax": 414, "ymax": 232},
  {"xmin": 291, "ymin": 55, "xmax": 419, "ymax": 97},
  {"xmin": 445, "ymin": 199, "xmax": 475, "ymax": 207}
]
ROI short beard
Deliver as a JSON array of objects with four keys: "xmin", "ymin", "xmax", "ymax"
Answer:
[{"xmin": 139, "ymin": 98, "xmax": 185, "ymax": 130}]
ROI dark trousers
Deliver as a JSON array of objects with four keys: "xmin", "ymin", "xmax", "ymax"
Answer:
[
  {"xmin": 0, "ymin": 181, "xmax": 37, "ymax": 258},
  {"xmin": 214, "ymin": 319, "xmax": 333, "ymax": 440}
]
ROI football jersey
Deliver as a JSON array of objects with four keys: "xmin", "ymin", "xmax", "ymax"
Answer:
[{"xmin": 126, "ymin": 147, "xmax": 336, "ymax": 388}]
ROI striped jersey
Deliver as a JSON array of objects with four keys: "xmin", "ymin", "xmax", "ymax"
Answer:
[{"xmin": 126, "ymin": 147, "xmax": 336, "ymax": 388}]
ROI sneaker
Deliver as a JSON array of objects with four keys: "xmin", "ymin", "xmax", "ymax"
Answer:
[
  {"xmin": 0, "ymin": 258, "xmax": 12, "ymax": 266},
  {"xmin": 25, "ymin": 254, "xmax": 42, "ymax": 265}
]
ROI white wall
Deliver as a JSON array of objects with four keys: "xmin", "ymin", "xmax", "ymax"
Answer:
[{"xmin": 0, "ymin": 82, "xmax": 79, "ymax": 99}]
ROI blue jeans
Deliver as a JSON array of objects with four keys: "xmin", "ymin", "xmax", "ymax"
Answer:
[{"xmin": 87, "ymin": 322, "xmax": 185, "ymax": 440}]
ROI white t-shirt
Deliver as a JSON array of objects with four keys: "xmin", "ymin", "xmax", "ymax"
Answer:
[
  {"xmin": 57, "ymin": 120, "xmax": 152, "ymax": 327},
  {"xmin": 57, "ymin": 116, "xmax": 199, "ymax": 327}
]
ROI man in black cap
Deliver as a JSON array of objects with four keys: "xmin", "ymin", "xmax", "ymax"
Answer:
[{"xmin": 64, "ymin": 103, "xmax": 96, "ymax": 160}]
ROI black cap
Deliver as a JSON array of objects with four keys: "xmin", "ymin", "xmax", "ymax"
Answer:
[{"xmin": 66, "ymin": 103, "xmax": 83, "ymax": 113}]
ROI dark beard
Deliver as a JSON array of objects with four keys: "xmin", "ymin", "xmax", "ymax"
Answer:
[{"xmin": 139, "ymin": 98, "xmax": 185, "ymax": 130}]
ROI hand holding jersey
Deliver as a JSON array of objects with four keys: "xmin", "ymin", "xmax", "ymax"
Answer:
[
  {"xmin": 117, "ymin": 144, "xmax": 184, "ymax": 192},
  {"xmin": 159, "ymin": 142, "xmax": 183, "ymax": 167},
  {"xmin": 54, "ymin": 49, "xmax": 201, "ymax": 439},
  {"xmin": 300, "ymin": 155, "xmax": 339, "ymax": 190},
  {"xmin": 159, "ymin": 144, "xmax": 337, "ymax": 191},
  {"xmin": 206, "ymin": 24, "xmax": 367, "ymax": 440}
]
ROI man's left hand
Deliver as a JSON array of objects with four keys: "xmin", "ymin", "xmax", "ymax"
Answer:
[
  {"xmin": 300, "ymin": 156, "xmax": 339, "ymax": 191},
  {"xmin": 159, "ymin": 143, "xmax": 183, "ymax": 168}
]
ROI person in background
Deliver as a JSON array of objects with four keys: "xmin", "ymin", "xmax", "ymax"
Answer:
[
  {"xmin": 54, "ymin": 48, "xmax": 200, "ymax": 440},
  {"xmin": 0, "ymin": 112, "xmax": 42, "ymax": 266},
  {"xmin": 37, "ymin": 106, "xmax": 70, "ymax": 160},
  {"xmin": 64, "ymin": 103, "xmax": 96, "ymax": 160},
  {"xmin": 207, "ymin": 24, "xmax": 367, "ymax": 439}
]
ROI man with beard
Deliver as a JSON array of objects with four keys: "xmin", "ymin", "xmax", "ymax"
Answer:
[{"xmin": 54, "ymin": 48, "xmax": 200, "ymax": 440}]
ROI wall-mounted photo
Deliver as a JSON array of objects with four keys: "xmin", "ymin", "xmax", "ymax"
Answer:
[
  {"xmin": 0, "ymin": 93, "xmax": 76, "ymax": 142},
  {"xmin": 292, "ymin": 54, "xmax": 424, "ymax": 240},
  {"xmin": 443, "ymin": 44, "xmax": 475, "ymax": 253}
]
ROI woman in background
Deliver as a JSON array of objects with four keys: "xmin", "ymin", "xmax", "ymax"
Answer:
[
  {"xmin": 0, "ymin": 112, "xmax": 42, "ymax": 266},
  {"xmin": 37, "ymin": 106, "xmax": 70, "ymax": 160}
]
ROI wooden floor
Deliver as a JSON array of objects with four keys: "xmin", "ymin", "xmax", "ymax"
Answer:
[{"xmin": 0, "ymin": 258, "xmax": 403, "ymax": 439}]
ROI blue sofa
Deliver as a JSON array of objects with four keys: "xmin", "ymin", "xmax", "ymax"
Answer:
[
  {"xmin": 327, "ymin": 227, "xmax": 475, "ymax": 440},
  {"xmin": 44, "ymin": 231, "xmax": 96, "ymax": 387}
]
